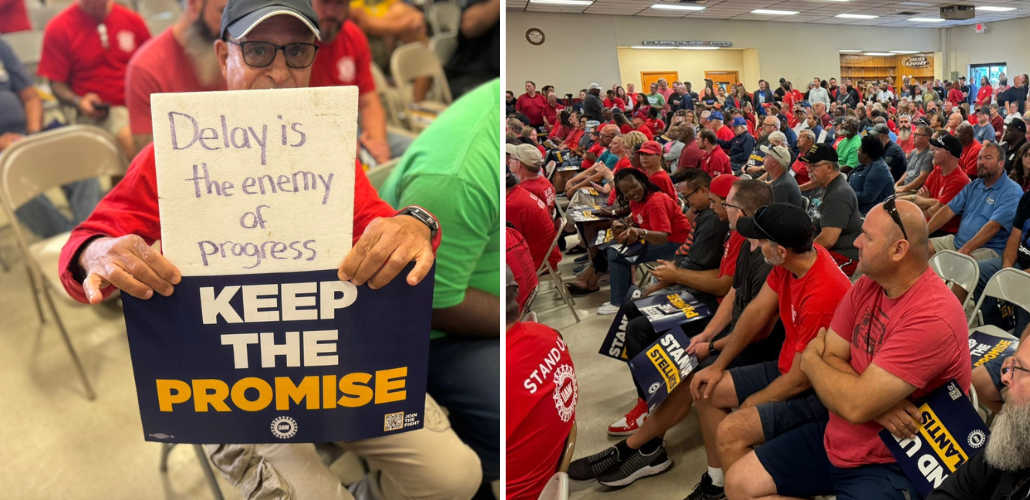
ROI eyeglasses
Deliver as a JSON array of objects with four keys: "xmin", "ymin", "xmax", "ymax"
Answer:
[
  {"xmin": 722, "ymin": 202, "xmax": 747, "ymax": 216},
  {"xmin": 1001, "ymin": 359, "xmax": 1030, "ymax": 380},
  {"xmin": 681, "ymin": 186, "xmax": 703, "ymax": 199},
  {"xmin": 226, "ymin": 40, "xmax": 319, "ymax": 68},
  {"xmin": 883, "ymin": 195, "xmax": 909, "ymax": 241}
]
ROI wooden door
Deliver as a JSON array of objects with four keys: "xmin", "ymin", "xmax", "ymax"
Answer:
[
  {"xmin": 705, "ymin": 71, "xmax": 740, "ymax": 92},
  {"xmin": 640, "ymin": 71, "xmax": 679, "ymax": 91}
]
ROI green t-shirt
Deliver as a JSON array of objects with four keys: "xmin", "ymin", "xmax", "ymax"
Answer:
[
  {"xmin": 647, "ymin": 93, "xmax": 665, "ymax": 108},
  {"xmin": 379, "ymin": 79, "xmax": 501, "ymax": 339},
  {"xmin": 836, "ymin": 134, "xmax": 861, "ymax": 169}
]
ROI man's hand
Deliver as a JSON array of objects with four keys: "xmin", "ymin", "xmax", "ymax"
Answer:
[
  {"xmin": 650, "ymin": 259, "xmax": 679, "ymax": 282},
  {"xmin": 338, "ymin": 215, "xmax": 434, "ymax": 289},
  {"xmin": 77, "ymin": 93, "xmax": 107, "ymax": 120},
  {"xmin": 690, "ymin": 365, "xmax": 723, "ymax": 400},
  {"xmin": 0, "ymin": 132, "xmax": 24, "ymax": 150},
  {"xmin": 687, "ymin": 328, "xmax": 717, "ymax": 359},
  {"xmin": 874, "ymin": 398, "xmax": 923, "ymax": 439},
  {"xmin": 642, "ymin": 280, "xmax": 670, "ymax": 296},
  {"xmin": 79, "ymin": 235, "xmax": 181, "ymax": 304},
  {"xmin": 801, "ymin": 327, "xmax": 829, "ymax": 373},
  {"xmin": 360, "ymin": 130, "xmax": 391, "ymax": 164}
]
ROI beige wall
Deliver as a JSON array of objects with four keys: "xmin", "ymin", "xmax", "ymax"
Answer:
[
  {"xmin": 507, "ymin": 11, "xmax": 941, "ymax": 95},
  {"xmin": 945, "ymin": 17, "xmax": 1030, "ymax": 82},
  {"xmin": 616, "ymin": 48, "xmax": 745, "ymax": 93}
]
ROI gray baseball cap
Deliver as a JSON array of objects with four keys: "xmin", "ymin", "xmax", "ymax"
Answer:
[{"xmin": 221, "ymin": 0, "xmax": 320, "ymax": 41}]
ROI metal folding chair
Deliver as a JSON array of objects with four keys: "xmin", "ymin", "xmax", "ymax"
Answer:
[
  {"xmin": 536, "ymin": 211, "xmax": 580, "ymax": 323},
  {"xmin": 536, "ymin": 420, "xmax": 576, "ymax": 500},
  {"xmin": 159, "ymin": 444, "xmax": 224, "ymax": 500},
  {"xmin": 929, "ymin": 250, "xmax": 980, "ymax": 321},
  {"xmin": 967, "ymin": 267, "xmax": 1030, "ymax": 339}
]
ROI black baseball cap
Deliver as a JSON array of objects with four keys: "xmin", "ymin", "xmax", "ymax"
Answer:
[
  {"xmin": 929, "ymin": 133, "xmax": 963, "ymax": 159},
  {"xmin": 221, "ymin": 0, "xmax": 320, "ymax": 41},
  {"xmin": 867, "ymin": 123, "xmax": 891, "ymax": 137},
  {"xmin": 736, "ymin": 203, "xmax": 815, "ymax": 249},
  {"xmin": 798, "ymin": 143, "xmax": 839, "ymax": 163},
  {"xmin": 1008, "ymin": 118, "xmax": 1028, "ymax": 133}
]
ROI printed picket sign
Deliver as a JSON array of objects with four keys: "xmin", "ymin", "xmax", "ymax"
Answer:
[
  {"xmin": 629, "ymin": 325, "xmax": 699, "ymax": 410},
  {"xmin": 968, "ymin": 330, "xmax": 1018, "ymax": 368},
  {"xmin": 598, "ymin": 285, "xmax": 643, "ymax": 361},
  {"xmin": 634, "ymin": 289, "xmax": 713, "ymax": 333}
]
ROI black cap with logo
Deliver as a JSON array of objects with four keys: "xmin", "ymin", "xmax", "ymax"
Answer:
[
  {"xmin": 929, "ymin": 134, "xmax": 963, "ymax": 159},
  {"xmin": 736, "ymin": 203, "xmax": 815, "ymax": 249}
]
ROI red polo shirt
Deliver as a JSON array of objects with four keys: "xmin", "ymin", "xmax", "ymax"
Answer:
[
  {"xmin": 701, "ymin": 147, "xmax": 732, "ymax": 177},
  {"xmin": 309, "ymin": 20, "xmax": 375, "ymax": 95},
  {"xmin": 38, "ymin": 3, "xmax": 150, "ymax": 105},
  {"xmin": 516, "ymin": 93, "xmax": 548, "ymax": 126}
]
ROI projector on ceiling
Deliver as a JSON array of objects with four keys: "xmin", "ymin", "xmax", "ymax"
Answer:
[{"xmin": 940, "ymin": 5, "xmax": 975, "ymax": 20}]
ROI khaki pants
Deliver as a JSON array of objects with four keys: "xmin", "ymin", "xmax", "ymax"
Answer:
[
  {"xmin": 205, "ymin": 394, "xmax": 482, "ymax": 500},
  {"xmin": 930, "ymin": 234, "xmax": 1000, "ymax": 261}
]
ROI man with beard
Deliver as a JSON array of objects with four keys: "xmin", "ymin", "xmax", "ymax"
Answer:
[
  {"xmin": 308, "ymin": 0, "xmax": 414, "ymax": 163},
  {"xmin": 927, "ymin": 340, "xmax": 1030, "ymax": 499},
  {"xmin": 834, "ymin": 116, "xmax": 861, "ymax": 172},
  {"xmin": 126, "ymin": 0, "xmax": 227, "ymax": 154}
]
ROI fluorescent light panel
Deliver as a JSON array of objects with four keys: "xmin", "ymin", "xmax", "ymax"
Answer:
[
  {"xmin": 835, "ymin": 13, "xmax": 878, "ymax": 19},
  {"xmin": 630, "ymin": 46, "xmax": 675, "ymax": 49},
  {"xmin": 978, "ymin": 6, "xmax": 1016, "ymax": 12},
  {"xmin": 838, "ymin": 49, "xmax": 863, "ymax": 53},
  {"xmin": 650, "ymin": 4, "xmax": 705, "ymax": 11},
  {"xmin": 678, "ymin": 46, "xmax": 720, "ymax": 50},
  {"xmin": 528, "ymin": 0, "xmax": 593, "ymax": 5},
  {"xmin": 908, "ymin": 17, "xmax": 945, "ymax": 22},
  {"xmin": 864, "ymin": 52, "xmax": 895, "ymax": 56},
  {"xmin": 751, "ymin": 9, "xmax": 799, "ymax": 15},
  {"xmin": 890, "ymin": 50, "xmax": 920, "ymax": 54}
]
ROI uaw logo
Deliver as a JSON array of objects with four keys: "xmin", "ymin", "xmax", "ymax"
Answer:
[
  {"xmin": 968, "ymin": 429, "xmax": 987, "ymax": 449},
  {"xmin": 987, "ymin": 196, "xmax": 996, "ymax": 205},
  {"xmin": 116, "ymin": 30, "xmax": 136, "ymax": 52},
  {"xmin": 636, "ymin": 214, "xmax": 644, "ymax": 225},
  {"xmin": 336, "ymin": 57, "xmax": 356, "ymax": 83},
  {"xmin": 552, "ymin": 364, "xmax": 578, "ymax": 423},
  {"xmin": 270, "ymin": 416, "xmax": 298, "ymax": 439},
  {"xmin": 648, "ymin": 382, "xmax": 661, "ymax": 395}
]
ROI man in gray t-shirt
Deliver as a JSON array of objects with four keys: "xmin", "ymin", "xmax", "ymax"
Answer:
[
  {"xmin": 762, "ymin": 143, "xmax": 803, "ymax": 208},
  {"xmin": 896, "ymin": 124, "xmax": 934, "ymax": 194},
  {"xmin": 802, "ymin": 144, "xmax": 863, "ymax": 274}
]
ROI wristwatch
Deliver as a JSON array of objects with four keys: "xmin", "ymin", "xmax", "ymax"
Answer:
[
  {"xmin": 709, "ymin": 343, "xmax": 720, "ymax": 357},
  {"xmin": 397, "ymin": 206, "xmax": 439, "ymax": 239}
]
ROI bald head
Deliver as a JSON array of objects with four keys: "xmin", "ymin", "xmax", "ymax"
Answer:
[{"xmin": 892, "ymin": 198, "xmax": 929, "ymax": 253}]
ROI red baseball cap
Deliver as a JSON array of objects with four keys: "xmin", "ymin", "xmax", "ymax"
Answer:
[
  {"xmin": 638, "ymin": 141, "xmax": 662, "ymax": 155},
  {"xmin": 709, "ymin": 174, "xmax": 739, "ymax": 198}
]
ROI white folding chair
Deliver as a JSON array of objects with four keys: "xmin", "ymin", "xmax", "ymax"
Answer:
[
  {"xmin": 929, "ymin": 250, "xmax": 980, "ymax": 321},
  {"xmin": 536, "ymin": 211, "xmax": 580, "ymax": 323},
  {"xmin": 136, "ymin": 0, "xmax": 182, "ymax": 19},
  {"xmin": 145, "ymin": 11, "xmax": 177, "ymax": 34},
  {"xmin": 428, "ymin": 32, "xmax": 458, "ymax": 66},
  {"xmin": 536, "ymin": 420, "xmax": 576, "ymax": 500},
  {"xmin": 370, "ymin": 62, "xmax": 407, "ymax": 130},
  {"xmin": 389, "ymin": 42, "xmax": 452, "ymax": 131},
  {"xmin": 27, "ymin": 6, "xmax": 62, "ymax": 31},
  {"xmin": 427, "ymin": 0, "xmax": 461, "ymax": 34},
  {"xmin": 1, "ymin": 30, "xmax": 43, "ymax": 75},
  {"xmin": 967, "ymin": 267, "xmax": 1030, "ymax": 340},
  {"xmin": 0, "ymin": 125, "xmax": 129, "ymax": 400}
]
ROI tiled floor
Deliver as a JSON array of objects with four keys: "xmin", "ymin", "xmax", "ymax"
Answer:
[{"xmin": 532, "ymin": 236, "xmax": 709, "ymax": 500}]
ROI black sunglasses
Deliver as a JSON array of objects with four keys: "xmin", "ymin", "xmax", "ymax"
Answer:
[
  {"xmin": 226, "ymin": 40, "xmax": 319, "ymax": 68},
  {"xmin": 883, "ymin": 195, "xmax": 909, "ymax": 241}
]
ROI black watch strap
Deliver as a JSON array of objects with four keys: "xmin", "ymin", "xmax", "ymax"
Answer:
[
  {"xmin": 709, "ymin": 342, "xmax": 720, "ymax": 357},
  {"xmin": 397, "ymin": 206, "xmax": 439, "ymax": 238}
]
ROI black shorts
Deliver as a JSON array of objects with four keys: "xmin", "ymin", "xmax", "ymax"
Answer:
[{"xmin": 729, "ymin": 360, "xmax": 827, "ymax": 442}]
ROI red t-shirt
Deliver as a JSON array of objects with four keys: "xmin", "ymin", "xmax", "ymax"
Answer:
[
  {"xmin": 309, "ymin": 20, "xmax": 375, "ymax": 95},
  {"xmin": 548, "ymin": 123, "xmax": 571, "ymax": 140},
  {"xmin": 701, "ymin": 147, "xmax": 732, "ymax": 177},
  {"xmin": 977, "ymin": 85, "xmax": 993, "ymax": 106},
  {"xmin": 126, "ymin": 29, "xmax": 227, "ymax": 135},
  {"xmin": 561, "ymin": 128, "xmax": 584, "ymax": 150},
  {"xmin": 604, "ymin": 97, "xmax": 626, "ymax": 109},
  {"xmin": 714, "ymin": 124, "xmax": 734, "ymax": 144},
  {"xmin": 0, "ymin": 0, "xmax": 31, "ymax": 33},
  {"xmin": 719, "ymin": 231, "xmax": 746, "ymax": 279},
  {"xmin": 647, "ymin": 169, "xmax": 677, "ymax": 202},
  {"xmin": 520, "ymin": 175, "xmax": 556, "ymax": 215},
  {"xmin": 896, "ymin": 134, "xmax": 915, "ymax": 155},
  {"xmin": 677, "ymin": 141, "xmax": 703, "ymax": 170},
  {"xmin": 628, "ymin": 192, "xmax": 690, "ymax": 244},
  {"xmin": 920, "ymin": 165, "xmax": 970, "ymax": 234},
  {"xmin": 516, "ymin": 93, "xmax": 548, "ymax": 125},
  {"xmin": 38, "ymin": 4, "xmax": 150, "ymax": 106},
  {"xmin": 646, "ymin": 118, "xmax": 666, "ymax": 134},
  {"xmin": 542, "ymin": 103, "xmax": 563, "ymax": 127},
  {"xmin": 619, "ymin": 123, "xmax": 632, "ymax": 135},
  {"xmin": 635, "ymin": 124, "xmax": 654, "ymax": 140},
  {"xmin": 765, "ymin": 245, "xmax": 851, "ymax": 374},
  {"xmin": 607, "ymin": 157, "xmax": 634, "ymax": 206},
  {"xmin": 992, "ymin": 115, "xmax": 1005, "ymax": 141},
  {"xmin": 57, "ymin": 144, "xmax": 427, "ymax": 303},
  {"xmin": 948, "ymin": 88, "xmax": 964, "ymax": 106},
  {"xmin": 791, "ymin": 159, "xmax": 811, "ymax": 185},
  {"xmin": 824, "ymin": 269, "xmax": 971, "ymax": 468},
  {"xmin": 581, "ymin": 142, "xmax": 604, "ymax": 170},
  {"xmin": 960, "ymin": 140, "xmax": 982, "ymax": 177},
  {"xmin": 506, "ymin": 186, "xmax": 561, "ymax": 270},
  {"xmin": 506, "ymin": 228, "xmax": 538, "ymax": 313},
  {"xmin": 506, "ymin": 321, "xmax": 577, "ymax": 500}
]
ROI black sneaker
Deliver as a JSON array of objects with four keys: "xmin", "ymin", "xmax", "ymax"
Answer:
[
  {"xmin": 567, "ymin": 446, "xmax": 623, "ymax": 481},
  {"xmin": 684, "ymin": 472, "xmax": 726, "ymax": 500},
  {"xmin": 597, "ymin": 443, "xmax": 672, "ymax": 487}
]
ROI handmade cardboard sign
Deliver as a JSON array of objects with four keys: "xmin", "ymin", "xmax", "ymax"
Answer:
[
  {"xmin": 880, "ymin": 380, "xmax": 990, "ymax": 497},
  {"xmin": 121, "ymin": 87, "xmax": 431, "ymax": 444},
  {"xmin": 629, "ymin": 325, "xmax": 699, "ymax": 411}
]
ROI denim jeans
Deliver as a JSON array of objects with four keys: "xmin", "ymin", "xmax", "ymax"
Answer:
[
  {"xmin": 607, "ymin": 242, "xmax": 680, "ymax": 306},
  {"xmin": 14, "ymin": 179, "xmax": 102, "ymax": 238},
  {"xmin": 974, "ymin": 258, "xmax": 1030, "ymax": 334}
]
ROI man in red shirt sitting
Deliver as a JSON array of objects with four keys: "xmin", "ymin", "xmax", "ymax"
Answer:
[
  {"xmin": 509, "ymin": 143, "xmax": 555, "ymax": 215},
  {"xmin": 308, "ymin": 0, "xmax": 413, "ymax": 163},
  {"xmin": 59, "ymin": 2, "xmax": 484, "ymax": 498},
  {"xmin": 506, "ymin": 168, "xmax": 561, "ymax": 271},
  {"xmin": 505, "ymin": 266, "xmax": 577, "ymax": 500},
  {"xmin": 727, "ymin": 198, "xmax": 971, "ymax": 500},
  {"xmin": 126, "ymin": 0, "xmax": 227, "ymax": 154},
  {"xmin": 541, "ymin": 92, "xmax": 564, "ymax": 133},
  {"xmin": 905, "ymin": 133, "xmax": 970, "ymax": 235},
  {"xmin": 699, "ymin": 129, "xmax": 732, "ymax": 177},
  {"xmin": 710, "ymin": 111, "xmax": 735, "ymax": 145},
  {"xmin": 957, "ymin": 123, "xmax": 982, "ymax": 178},
  {"xmin": 39, "ymin": 0, "xmax": 151, "ymax": 158}
]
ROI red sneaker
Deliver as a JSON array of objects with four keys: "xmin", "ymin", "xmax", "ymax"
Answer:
[{"xmin": 607, "ymin": 398, "xmax": 649, "ymax": 436}]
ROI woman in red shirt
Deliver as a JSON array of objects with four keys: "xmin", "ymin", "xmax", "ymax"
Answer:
[
  {"xmin": 947, "ymin": 82, "xmax": 964, "ymax": 106},
  {"xmin": 645, "ymin": 107, "xmax": 666, "ymax": 135},
  {"xmin": 976, "ymin": 76, "xmax": 993, "ymax": 106},
  {"xmin": 559, "ymin": 114, "xmax": 587, "ymax": 150},
  {"xmin": 547, "ymin": 110, "xmax": 573, "ymax": 141},
  {"xmin": 616, "ymin": 86, "xmax": 632, "ymax": 111},
  {"xmin": 595, "ymin": 168, "xmax": 689, "ymax": 314},
  {"xmin": 613, "ymin": 112, "xmax": 633, "ymax": 134},
  {"xmin": 637, "ymin": 140, "xmax": 676, "ymax": 200}
]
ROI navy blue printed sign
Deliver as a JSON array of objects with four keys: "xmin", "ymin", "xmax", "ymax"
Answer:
[
  {"xmin": 968, "ymin": 330, "xmax": 1018, "ymax": 368},
  {"xmin": 635, "ymin": 289, "xmax": 713, "ymax": 333},
  {"xmin": 629, "ymin": 325, "xmax": 699, "ymax": 410},
  {"xmin": 880, "ymin": 380, "xmax": 990, "ymax": 497},
  {"xmin": 599, "ymin": 285, "xmax": 643, "ymax": 361},
  {"xmin": 122, "ymin": 265, "xmax": 433, "ymax": 444}
]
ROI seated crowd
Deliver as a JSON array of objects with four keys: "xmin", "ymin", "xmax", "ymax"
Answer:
[{"xmin": 505, "ymin": 74, "xmax": 1030, "ymax": 500}]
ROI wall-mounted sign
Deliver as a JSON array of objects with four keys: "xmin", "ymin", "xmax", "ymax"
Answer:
[
  {"xmin": 903, "ymin": 55, "xmax": 930, "ymax": 68},
  {"xmin": 641, "ymin": 40, "xmax": 734, "ymax": 48},
  {"xmin": 975, "ymin": 23, "xmax": 986, "ymax": 34}
]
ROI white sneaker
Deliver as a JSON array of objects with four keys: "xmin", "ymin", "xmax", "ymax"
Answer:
[{"xmin": 597, "ymin": 302, "xmax": 620, "ymax": 315}]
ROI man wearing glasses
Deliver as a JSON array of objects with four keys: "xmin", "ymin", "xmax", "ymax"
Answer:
[
  {"xmin": 803, "ymin": 144, "xmax": 864, "ymax": 276},
  {"xmin": 57, "ymin": 0, "xmax": 483, "ymax": 498},
  {"xmin": 726, "ymin": 197, "xmax": 971, "ymax": 500},
  {"xmin": 894, "ymin": 124, "xmax": 934, "ymax": 195},
  {"xmin": 929, "ymin": 341, "xmax": 1030, "ymax": 499}
]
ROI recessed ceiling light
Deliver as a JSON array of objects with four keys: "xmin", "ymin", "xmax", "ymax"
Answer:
[
  {"xmin": 650, "ymin": 3, "xmax": 705, "ymax": 11},
  {"xmin": 839, "ymin": 49, "xmax": 863, "ymax": 53},
  {"xmin": 863, "ymin": 52, "xmax": 895, "ymax": 56},
  {"xmin": 528, "ymin": 0, "xmax": 593, "ymax": 5},
  {"xmin": 835, "ymin": 13, "xmax": 879, "ymax": 19},
  {"xmin": 678, "ymin": 46, "xmax": 720, "ymax": 50},
  {"xmin": 978, "ymin": 6, "xmax": 1016, "ymax": 12},
  {"xmin": 630, "ymin": 46, "xmax": 676, "ymax": 49},
  {"xmin": 751, "ymin": 9, "xmax": 799, "ymax": 15},
  {"xmin": 890, "ymin": 50, "xmax": 920, "ymax": 54},
  {"xmin": 908, "ymin": 17, "xmax": 945, "ymax": 22}
]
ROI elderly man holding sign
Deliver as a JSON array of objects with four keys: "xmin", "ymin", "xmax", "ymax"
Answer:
[{"xmin": 57, "ymin": 0, "xmax": 483, "ymax": 498}]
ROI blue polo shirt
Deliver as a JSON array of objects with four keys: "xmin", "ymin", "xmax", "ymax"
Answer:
[{"xmin": 948, "ymin": 175, "xmax": 1023, "ymax": 252}]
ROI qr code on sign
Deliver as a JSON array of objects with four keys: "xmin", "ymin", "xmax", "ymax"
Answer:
[{"xmin": 384, "ymin": 412, "xmax": 404, "ymax": 432}]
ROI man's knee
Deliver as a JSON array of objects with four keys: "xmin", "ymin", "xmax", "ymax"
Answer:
[
  {"xmin": 716, "ymin": 409, "xmax": 761, "ymax": 450},
  {"xmin": 725, "ymin": 451, "xmax": 774, "ymax": 500},
  {"xmin": 407, "ymin": 444, "xmax": 482, "ymax": 500}
]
